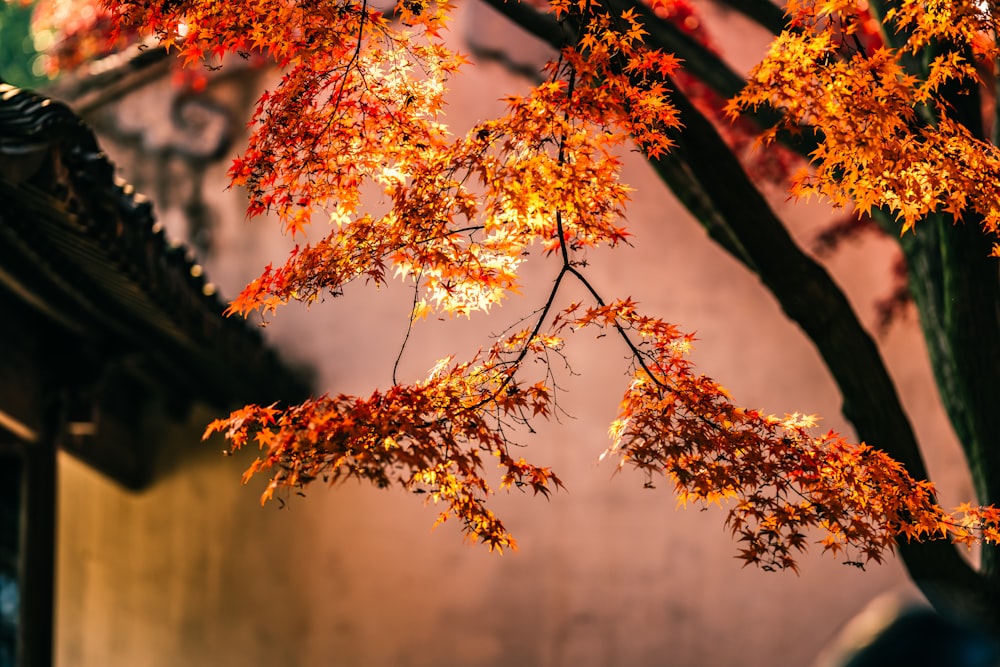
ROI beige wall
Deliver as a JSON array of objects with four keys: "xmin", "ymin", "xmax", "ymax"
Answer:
[{"xmin": 55, "ymin": 2, "xmax": 975, "ymax": 665}]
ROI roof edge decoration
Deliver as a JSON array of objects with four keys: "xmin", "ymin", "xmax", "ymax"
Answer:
[{"xmin": 0, "ymin": 80, "xmax": 310, "ymax": 488}]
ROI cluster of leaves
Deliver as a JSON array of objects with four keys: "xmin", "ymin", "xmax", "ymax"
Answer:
[
  {"xmin": 218, "ymin": 0, "xmax": 684, "ymax": 318},
  {"xmin": 564, "ymin": 299, "xmax": 1000, "ymax": 570},
  {"xmin": 208, "ymin": 331, "xmax": 564, "ymax": 552},
  {"xmin": 103, "ymin": 0, "xmax": 1000, "ymax": 569},
  {"xmin": 730, "ymin": 0, "xmax": 1000, "ymax": 238}
]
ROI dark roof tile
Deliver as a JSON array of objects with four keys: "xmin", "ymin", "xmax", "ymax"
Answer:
[{"xmin": 0, "ymin": 81, "xmax": 310, "ymax": 415}]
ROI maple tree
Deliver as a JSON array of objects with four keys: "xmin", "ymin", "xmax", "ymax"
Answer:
[{"xmin": 28, "ymin": 0, "xmax": 1000, "ymax": 630}]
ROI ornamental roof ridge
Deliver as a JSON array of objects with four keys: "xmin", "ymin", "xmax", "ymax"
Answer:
[{"xmin": 0, "ymin": 81, "xmax": 311, "ymax": 419}]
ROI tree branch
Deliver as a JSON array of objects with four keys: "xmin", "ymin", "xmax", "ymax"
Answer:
[
  {"xmin": 478, "ymin": 0, "xmax": 1000, "ymax": 625},
  {"xmin": 710, "ymin": 0, "xmax": 787, "ymax": 37}
]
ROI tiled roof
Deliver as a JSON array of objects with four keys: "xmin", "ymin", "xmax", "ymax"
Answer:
[{"xmin": 0, "ymin": 81, "xmax": 309, "ymax": 485}]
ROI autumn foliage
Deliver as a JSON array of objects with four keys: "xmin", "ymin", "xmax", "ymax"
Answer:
[
  {"xmin": 78, "ymin": 0, "xmax": 1000, "ymax": 571},
  {"xmin": 730, "ymin": 0, "xmax": 1000, "ymax": 236}
]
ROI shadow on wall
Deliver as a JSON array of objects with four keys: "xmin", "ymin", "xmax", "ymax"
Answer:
[{"xmin": 143, "ymin": 404, "xmax": 230, "ymax": 486}]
